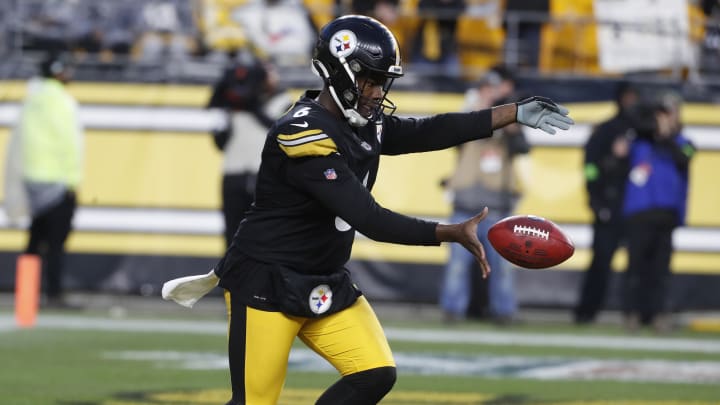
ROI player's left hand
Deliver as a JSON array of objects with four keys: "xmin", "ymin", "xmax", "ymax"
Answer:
[
  {"xmin": 436, "ymin": 207, "xmax": 491, "ymax": 279},
  {"xmin": 516, "ymin": 96, "xmax": 574, "ymax": 135}
]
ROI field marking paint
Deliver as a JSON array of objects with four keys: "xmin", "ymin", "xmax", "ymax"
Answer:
[
  {"xmin": 104, "ymin": 348, "xmax": 720, "ymax": 384},
  {"xmin": 4, "ymin": 314, "xmax": 718, "ymax": 354},
  {"xmin": 384, "ymin": 328, "xmax": 720, "ymax": 354}
]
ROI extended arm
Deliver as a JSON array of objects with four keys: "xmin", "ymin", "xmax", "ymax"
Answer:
[
  {"xmin": 382, "ymin": 97, "xmax": 573, "ymax": 155},
  {"xmin": 286, "ymin": 153, "xmax": 491, "ymax": 278},
  {"xmin": 287, "ymin": 154, "xmax": 439, "ymax": 245}
]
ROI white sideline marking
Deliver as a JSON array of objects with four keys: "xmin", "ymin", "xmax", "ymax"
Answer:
[
  {"xmin": 1, "ymin": 207, "xmax": 718, "ymax": 252},
  {"xmin": 2, "ymin": 314, "xmax": 720, "ymax": 354},
  {"xmin": 104, "ymin": 349, "xmax": 720, "ymax": 384},
  {"xmin": 1, "ymin": 103, "xmax": 719, "ymax": 149}
]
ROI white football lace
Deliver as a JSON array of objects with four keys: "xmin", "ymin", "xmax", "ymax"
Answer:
[{"xmin": 513, "ymin": 225, "xmax": 549, "ymax": 240}]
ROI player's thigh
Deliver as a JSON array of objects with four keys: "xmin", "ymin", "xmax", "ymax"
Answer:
[
  {"xmin": 298, "ymin": 296, "xmax": 395, "ymax": 376},
  {"xmin": 225, "ymin": 291, "xmax": 303, "ymax": 404}
]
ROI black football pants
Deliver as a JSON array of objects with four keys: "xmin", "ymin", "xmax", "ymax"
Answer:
[
  {"xmin": 623, "ymin": 217, "xmax": 674, "ymax": 324},
  {"xmin": 25, "ymin": 191, "xmax": 76, "ymax": 299},
  {"xmin": 574, "ymin": 220, "xmax": 624, "ymax": 322}
]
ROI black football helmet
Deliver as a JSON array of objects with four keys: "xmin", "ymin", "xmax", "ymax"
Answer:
[{"xmin": 312, "ymin": 15, "xmax": 403, "ymax": 127}]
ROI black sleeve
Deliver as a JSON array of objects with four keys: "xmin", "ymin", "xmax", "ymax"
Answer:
[
  {"xmin": 582, "ymin": 126, "xmax": 608, "ymax": 212},
  {"xmin": 286, "ymin": 154, "xmax": 440, "ymax": 246},
  {"xmin": 584, "ymin": 124, "xmax": 629, "ymax": 184},
  {"xmin": 583, "ymin": 125, "xmax": 603, "ymax": 165},
  {"xmin": 211, "ymin": 110, "xmax": 232, "ymax": 151},
  {"xmin": 207, "ymin": 68, "xmax": 233, "ymax": 109},
  {"xmin": 212, "ymin": 127, "xmax": 231, "ymax": 151},
  {"xmin": 660, "ymin": 136, "xmax": 695, "ymax": 171},
  {"xmin": 381, "ymin": 110, "xmax": 493, "ymax": 155},
  {"xmin": 250, "ymin": 104, "xmax": 275, "ymax": 128},
  {"xmin": 583, "ymin": 124, "xmax": 629, "ymax": 216}
]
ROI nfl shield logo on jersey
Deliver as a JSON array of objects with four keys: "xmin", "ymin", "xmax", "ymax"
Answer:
[
  {"xmin": 309, "ymin": 284, "xmax": 333, "ymax": 314},
  {"xmin": 324, "ymin": 168, "xmax": 337, "ymax": 180}
]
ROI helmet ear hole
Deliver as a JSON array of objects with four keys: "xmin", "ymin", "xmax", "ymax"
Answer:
[{"xmin": 349, "ymin": 60, "xmax": 362, "ymax": 73}]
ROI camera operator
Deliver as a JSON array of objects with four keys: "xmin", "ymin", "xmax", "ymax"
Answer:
[{"xmin": 621, "ymin": 91, "xmax": 695, "ymax": 333}]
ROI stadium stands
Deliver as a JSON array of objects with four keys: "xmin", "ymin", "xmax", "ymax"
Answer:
[{"xmin": 0, "ymin": 0, "xmax": 717, "ymax": 91}]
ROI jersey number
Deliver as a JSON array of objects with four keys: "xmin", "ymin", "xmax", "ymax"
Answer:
[{"xmin": 293, "ymin": 107, "xmax": 311, "ymax": 118}]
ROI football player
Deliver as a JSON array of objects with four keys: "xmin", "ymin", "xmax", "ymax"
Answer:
[{"xmin": 164, "ymin": 15, "xmax": 574, "ymax": 405}]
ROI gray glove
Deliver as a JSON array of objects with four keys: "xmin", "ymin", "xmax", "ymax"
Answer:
[{"xmin": 516, "ymin": 96, "xmax": 574, "ymax": 135}]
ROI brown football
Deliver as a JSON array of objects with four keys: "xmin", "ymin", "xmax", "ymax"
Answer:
[{"xmin": 487, "ymin": 215, "xmax": 574, "ymax": 269}]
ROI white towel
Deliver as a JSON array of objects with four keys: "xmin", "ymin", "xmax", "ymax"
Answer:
[{"xmin": 161, "ymin": 270, "xmax": 219, "ymax": 308}]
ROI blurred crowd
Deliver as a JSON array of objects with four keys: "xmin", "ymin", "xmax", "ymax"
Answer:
[{"xmin": 1, "ymin": 0, "xmax": 718, "ymax": 82}]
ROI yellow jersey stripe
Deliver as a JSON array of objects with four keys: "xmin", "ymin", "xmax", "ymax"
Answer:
[
  {"xmin": 278, "ymin": 136, "xmax": 337, "ymax": 157},
  {"xmin": 277, "ymin": 133, "xmax": 329, "ymax": 147}
]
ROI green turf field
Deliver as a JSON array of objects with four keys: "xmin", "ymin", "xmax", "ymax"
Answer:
[{"xmin": 1, "ymin": 308, "xmax": 720, "ymax": 405}]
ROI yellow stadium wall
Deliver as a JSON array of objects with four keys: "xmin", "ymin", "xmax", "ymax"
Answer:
[{"xmin": 1, "ymin": 82, "xmax": 719, "ymax": 276}]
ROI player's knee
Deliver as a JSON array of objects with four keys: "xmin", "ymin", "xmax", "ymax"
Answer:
[
  {"xmin": 316, "ymin": 366, "xmax": 397, "ymax": 405},
  {"xmin": 349, "ymin": 366, "xmax": 397, "ymax": 400}
]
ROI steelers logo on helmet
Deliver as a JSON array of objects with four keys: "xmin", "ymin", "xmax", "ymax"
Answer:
[
  {"xmin": 309, "ymin": 284, "xmax": 333, "ymax": 314},
  {"xmin": 329, "ymin": 29, "xmax": 357, "ymax": 59}
]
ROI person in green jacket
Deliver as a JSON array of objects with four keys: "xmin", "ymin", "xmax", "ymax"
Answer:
[{"xmin": 19, "ymin": 53, "xmax": 84, "ymax": 308}]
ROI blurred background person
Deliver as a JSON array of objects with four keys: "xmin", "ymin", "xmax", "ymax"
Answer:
[
  {"xmin": 573, "ymin": 81, "xmax": 639, "ymax": 325},
  {"xmin": 18, "ymin": 53, "xmax": 84, "ymax": 309},
  {"xmin": 207, "ymin": 49, "xmax": 292, "ymax": 248},
  {"xmin": 622, "ymin": 91, "xmax": 695, "ymax": 333},
  {"xmin": 700, "ymin": 0, "xmax": 720, "ymax": 71},
  {"xmin": 440, "ymin": 66, "xmax": 530, "ymax": 323},
  {"xmin": 343, "ymin": 0, "xmax": 402, "ymax": 43},
  {"xmin": 410, "ymin": 0, "xmax": 465, "ymax": 80},
  {"xmin": 133, "ymin": 0, "xmax": 197, "ymax": 62},
  {"xmin": 230, "ymin": 0, "xmax": 318, "ymax": 68},
  {"xmin": 466, "ymin": 65, "xmax": 529, "ymax": 322},
  {"xmin": 346, "ymin": 0, "xmax": 400, "ymax": 24},
  {"xmin": 502, "ymin": 0, "xmax": 549, "ymax": 68}
]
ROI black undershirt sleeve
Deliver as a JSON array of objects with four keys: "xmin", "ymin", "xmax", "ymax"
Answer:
[
  {"xmin": 286, "ymin": 154, "xmax": 440, "ymax": 246},
  {"xmin": 659, "ymin": 137, "xmax": 695, "ymax": 171},
  {"xmin": 380, "ymin": 109, "xmax": 493, "ymax": 155}
]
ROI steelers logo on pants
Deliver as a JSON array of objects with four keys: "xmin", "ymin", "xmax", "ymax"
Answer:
[{"xmin": 309, "ymin": 284, "xmax": 333, "ymax": 314}]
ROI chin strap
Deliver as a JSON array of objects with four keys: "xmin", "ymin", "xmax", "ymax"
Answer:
[
  {"xmin": 312, "ymin": 59, "xmax": 369, "ymax": 127},
  {"xmin": 345, "ymin": 107, "xmax": 369, "ymax": 127},
  {"xmin": 325, "ymin": 81, "xmax": 368, "ymax": 127}
]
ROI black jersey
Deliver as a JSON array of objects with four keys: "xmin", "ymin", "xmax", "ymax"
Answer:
[
  {"xmin": 217, "ymin": 91, "xmax": 493, "ymax": 310},
  {"xmin": 224, "ymin": 90, "xmax": 493, "ymax": 274},
  {"xmin": 584, "ymin": 114, "xmax": 633, "ymax": 222}
]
